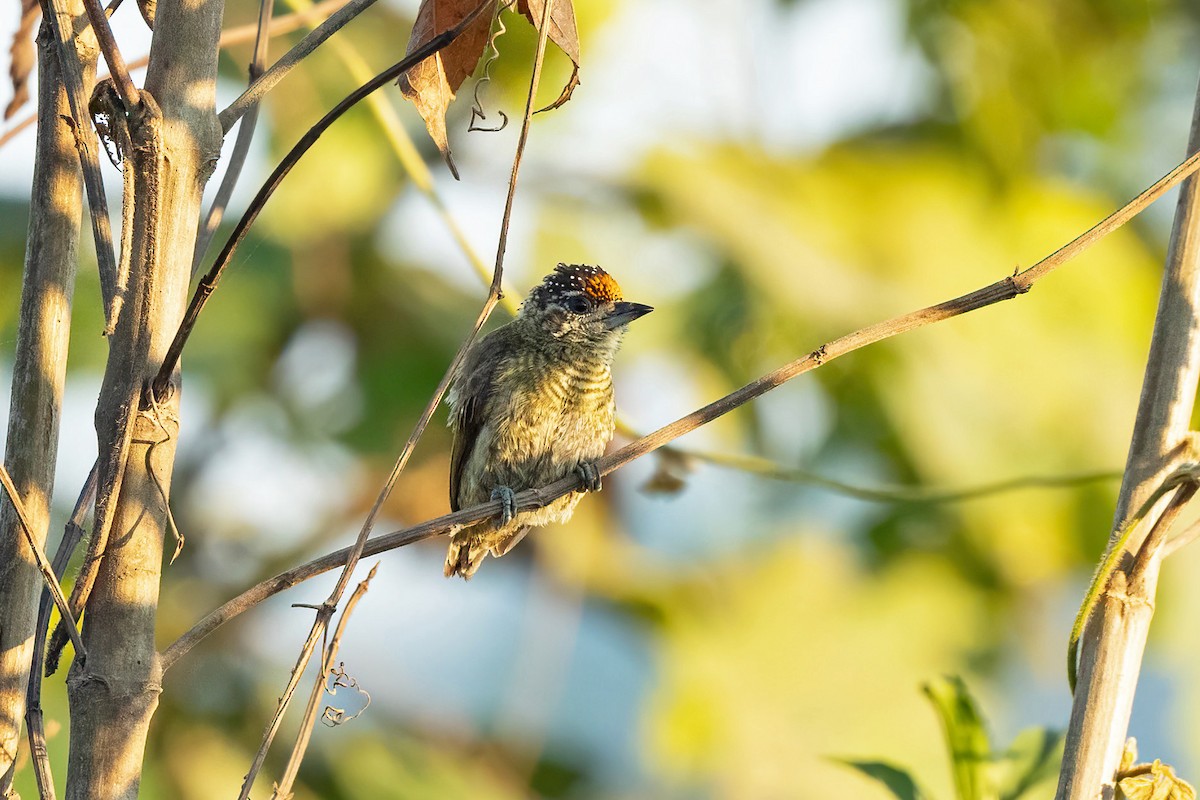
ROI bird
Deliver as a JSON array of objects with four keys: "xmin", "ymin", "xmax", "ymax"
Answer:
[{"xmin": 444, "ymin": 263, "xmax": 653, "ymax": 579}]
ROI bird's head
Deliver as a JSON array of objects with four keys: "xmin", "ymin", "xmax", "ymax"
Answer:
[{"xmin": 520, "ymin": 264, "xmax": 653, "ymax": 346}]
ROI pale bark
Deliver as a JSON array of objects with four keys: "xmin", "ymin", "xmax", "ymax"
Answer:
[
  {"xmin": 61, "ymin": 0, "xmax": 223, "ymax": 795},
  {"xmin": 1056, "ymin": 74, "xmax": 1200, "ymax": 800},
  {"xmin": 0, "ymin": 13, "xmax": 90, "ymax": 796}
]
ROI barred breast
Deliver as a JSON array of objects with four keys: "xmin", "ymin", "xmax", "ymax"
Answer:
[{"xmin": 481, "ymin": 349, "xmax": 615, "ymax": 527}]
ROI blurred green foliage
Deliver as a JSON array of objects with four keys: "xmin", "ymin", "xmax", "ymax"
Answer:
[
  {"xmin": 5, "ymin": 0, "xmax": 1200, "ymax": 797},
  {"xmin": 842, "ymin": 676, "xmax": 1062, "ymax": 800}
]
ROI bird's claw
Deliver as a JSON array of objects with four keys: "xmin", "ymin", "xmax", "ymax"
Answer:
[
  {"xmin": 491, "ymin": 485, "xmax": 517, "ymax": 525},
  {"xmin": 576, "ymin": 461, "xmax": 602, "ymax": 493}
]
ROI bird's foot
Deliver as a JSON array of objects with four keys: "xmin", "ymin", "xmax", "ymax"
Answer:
[
  {"xmin": 576, "ymin": 461, "xmax": 602, "ymax": 493},
  {"xmin": 491, "ymin": 485, "xmax": 517, "ymax": 525}
]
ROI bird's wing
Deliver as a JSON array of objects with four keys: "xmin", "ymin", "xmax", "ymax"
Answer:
[{"xmin": 448, "ymin": 330, "xmax": 509, "ymax": 511}]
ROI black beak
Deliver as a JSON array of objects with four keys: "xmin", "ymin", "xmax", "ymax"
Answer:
[{"xmin": 605, "ymin": 301, "xmax": 653, "ymax": 330}]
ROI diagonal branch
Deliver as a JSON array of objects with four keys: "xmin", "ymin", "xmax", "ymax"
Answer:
[
  {"xmin": 23, "ymin": 463, "xmax": 98, "ymax": 800},
  {"xmin": 270, "ymin": 564, "xmax": 377, "ymax": 799},
  {"xmin": 190, "ymin": 0, "xmax": 275, "ymax": 271},
  {"xmin": 671, "ymin": 445, "xmax": 1120, "ymax": 505},
  {"xmin": 0, "ymin": 0, "xmax": 356, "ymax": 153},
  {"xmin": 41, "ymin": 0, "xmax": 121, "ymax": 323},
  {"xmin": 0, "ymin": 465, "xmax": 86, "ymax": 663},
  {"xmin": 161, "ymin": 143, "xmax": 1200, "ymax": 672},
  {"xmin": 0, "ymin": 18, "xmax": 87, "ymax": 787},
  {"xmin": 236, "ymin": 2, "xmax": 530, "ymax": 794},
  {"xmin": 283, "ymin": 0, "xmax": 523, "ymax": 312},
  {"xmin": 80, "ymin": 0, "xmax": 139, "ymax": 106},
  {"xmin": 150, "ymin": 0, "xmax": 499, "ymax": 402},
  {"xmin": 217, "ymin": 0, "xmax": 382, "ymax": 132}
]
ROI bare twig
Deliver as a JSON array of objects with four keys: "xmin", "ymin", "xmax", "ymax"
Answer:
[
  {"xmin": 217, "ymin": 0, "xmax": 351, "ymax": 49},
  {"xmin": 151, "ymin": 0, "xmax": 499, "ymax": 402},
  {"xmin": 1162, "ymin": 515, "xmax": 1200, "ymax": 557},
  {"xmin": 278, "ymin": 0, "xmax": 522, "ymax": 312},
  {"xmin": 80, "ymin": 0, "xmax": 139, "ymax": 107},
  {"xmin": 0, "ymin": 20, "xmax": 86, "ymax": 789},
  {"xmin": 41, "ymin": 0, "xmax": 121, "ymax": 322},
  {"xmin": 236, "ymin": 3, "xmax": 531, "ymax": 794},
  {"xmin": 162, "ymin": 144, "xmax": 1200, "ymax": 672},
  {"xmin": 676, "ymin": 446, "xmax": 1120, "ymax": 504},
  {"xmin": 0, "ymin": 113, "xmax": 35, "ymax": 148},
  {"xmin": 191, "ymin": 0, "xmax": 275, "ymax": 271},
  {"xmin": 271, "ymin": 564, "xmax": 377, "ymax": 799},
  {"xmin": 93, "ymin": 79, "xmax": 134, "ymax": 334},
  {"xmin": 0, "ymin": 0, "xmax": 352, "ymax": 152},
  {"xmin": 217, "ymin": 0, "xmax": 381, "ymax": 132},
  {"xmin": 24, "ymin": 463, "xmax": 98, "ymax": 800},
  {"xmin": 62, "ymin": 0, "xmax": 223, "ymax": 779},
  {"xmin": 0, "ymin": 465, "xmax": 86, "ymax": 663}
]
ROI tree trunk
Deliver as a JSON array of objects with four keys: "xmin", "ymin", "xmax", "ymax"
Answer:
[
  {"xmin": 62, "ymin": 0, "xmax": 223, "ymax": 795},
  {"xmin": 0, "ymin": 11, "xmax": 92, "ymax": 795}
]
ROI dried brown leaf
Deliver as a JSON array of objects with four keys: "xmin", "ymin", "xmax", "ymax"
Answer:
[
  {"xmin": 640, "ymin": 449, "xmax": 695, "ymax": 496},
  {"xmin": 517, "ymin": 0, "xmax": 578, "ymax": 63},
  {"xmin": 518, "ymin": 0, "xmax": 580, "ymax": 111},
  {"xmin": 398, "ymin": 0, "xmax": 496, "ymax": 178},
  {"xmin": 5, "ymin": 0, "xmax": 41, "ymax": 121},
  {"xmin": 1117, "ymin": 758, "xmax": 1196, "ymax": 800}
]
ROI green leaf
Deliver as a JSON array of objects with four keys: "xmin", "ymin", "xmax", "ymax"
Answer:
[
  {"xmin": 836, "ymin": 758, "xmax": 931, "ymax": 800},
  {"xmin": 997, "ymin": 727, "xmax": 1064, "ymax": 800},
  {"xmin": 923, "ymin": 676, "xmax": 994, "ymax": 800}
]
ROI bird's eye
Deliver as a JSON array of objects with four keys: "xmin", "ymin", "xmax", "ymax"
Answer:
[{"xmin": 566, "ymin": 296, "xmax": 592, "ymax": 314}]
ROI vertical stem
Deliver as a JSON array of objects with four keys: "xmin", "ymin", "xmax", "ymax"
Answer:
[
  {"xmin": 0, "ymin": 15, "xmax": 87, "ymax": 795},
  {"xmin": 61, "ymin": 0, "xmax": 224, "ymax": 795},
  {"xmin": 42, "ymin": 0, "xmax": 119, "ymax": 324},
  {"xmin": 1056, "ymin": 73, "xmax": 1200, "ymax": 800}
]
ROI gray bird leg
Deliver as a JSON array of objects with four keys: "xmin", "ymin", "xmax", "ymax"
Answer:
[
  {"xmin": 576, "ymin": 461, "xmax": 602, "ymax": 493},
  {"xmin": 491, "ymin": 485, "xmax": 517, "ymax": 525}
]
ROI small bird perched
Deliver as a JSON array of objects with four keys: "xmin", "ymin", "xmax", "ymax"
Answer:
[{"xmin": 444, "ymin": 264, "xmax": 652, "ymax": 579}]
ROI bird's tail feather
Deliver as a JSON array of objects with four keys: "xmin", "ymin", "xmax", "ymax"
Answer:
[
  {"xmin": 490, "ymin": 525, "xmax": 530, "ymax": 558},
  {"xmin": 443, "ymin": 525, "xmax": 531, "ymax": 579},
  {"xmin": 444, "ymin": 536, "xmax": 488, "ymax": 579}
]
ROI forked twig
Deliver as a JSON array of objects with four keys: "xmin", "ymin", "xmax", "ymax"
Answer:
[
  {"xmin": 236, "ymin": 2, "xmax": 543, "ymax": 794},
  {"xmin": 1066, "ymin": 464, "xmax": 1200, "ymax": 690},
  {"xmin": 162, "ymin": 145, "xmax": 1200, "ymax": 672},
  {"xmin": 271, "ymin": 564, "xmax": 378, "ymax": 799},
  {"xmin": 298, "ymin": 1, "xmax": 522, "ymax": 312}
]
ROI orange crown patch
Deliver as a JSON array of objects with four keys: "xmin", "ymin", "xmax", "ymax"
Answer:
[{"xmin": 552, "ymin": 263, "xmax": 623, "ymax": 302}]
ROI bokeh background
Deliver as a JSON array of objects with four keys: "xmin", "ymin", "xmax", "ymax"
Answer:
[{"xmin": 5, "ymin": 0, "xmax": 1200, "ymax": 796}]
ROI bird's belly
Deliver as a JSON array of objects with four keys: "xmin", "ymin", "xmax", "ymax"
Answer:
[
  {"xmin": 497, "ymin": 393, "xmax": 612, "ymax": 483},
  {"xmin": 455, "ymin": 362, "xmax": 615, "ymax": 526},
  {"xmin": 487, "ymin": 372, "xmax": 612, "ymax": 500}
]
